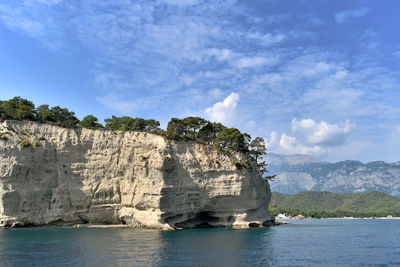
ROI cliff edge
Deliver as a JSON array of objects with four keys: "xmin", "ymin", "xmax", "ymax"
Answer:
[{"xmin": 0, "ymin": 120, "xmax": 272, "ymax": 229}]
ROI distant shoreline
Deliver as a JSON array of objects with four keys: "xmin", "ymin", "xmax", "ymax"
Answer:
[{"xmin": 280, "ymin": 217, "xmax": 400, "ymax": 220}]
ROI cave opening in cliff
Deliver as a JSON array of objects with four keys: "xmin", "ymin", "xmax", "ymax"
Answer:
[{"xmin": 173, "ymin": 211, "xmax": 222, "ymax": 229}]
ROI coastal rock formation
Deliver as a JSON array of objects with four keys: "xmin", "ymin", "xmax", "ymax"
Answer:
[{"xmin": 0, "ymin": 121, "xmax": 271, "ymax": 228}]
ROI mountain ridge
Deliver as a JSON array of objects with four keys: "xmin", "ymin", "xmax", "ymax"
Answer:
[{"xmin": 266, "ymin": 153, "xmax": 400, "ymax": 197}]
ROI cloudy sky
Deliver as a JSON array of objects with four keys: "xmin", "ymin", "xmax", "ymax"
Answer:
[{"xmin": 1, "ymin": 0, "xmax": 399, "ymax": 162}]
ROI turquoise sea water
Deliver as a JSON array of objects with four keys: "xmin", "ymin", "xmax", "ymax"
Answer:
[{"xmin": 0, "ymin": 219, "xmax": 399, "ymax": 266}]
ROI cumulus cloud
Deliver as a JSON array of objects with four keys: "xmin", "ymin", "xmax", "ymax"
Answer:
[
  {"xmin": 266, "ymin": 119, "xmax": 353, "ymax": 156},
  {"xmin": 279, "ymin": 133, "xmax": 324, "ymax": 155},
  {"xmin": 205, "ymin": 92, "xmax": 239, "ymax": 124},
  {"xmin": 266, "ymin": 131, "xmax": 279, "ymax": 149},
  {"xmin": 335, "ymin": 8, "xmax": 371, "ymax": 24},
  {"xmin": 292, "ymin": 118, "xmax": 353, "ymax": 146}
]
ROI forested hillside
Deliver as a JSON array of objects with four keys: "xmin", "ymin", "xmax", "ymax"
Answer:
[{"xmin": 270, "ymin": 191, "xmax": 400, "ymax": 218}]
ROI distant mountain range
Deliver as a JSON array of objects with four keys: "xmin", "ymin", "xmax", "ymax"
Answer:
[{"xmin": 266, "ymin": 153, "xmax": 400, "ymax": 197}]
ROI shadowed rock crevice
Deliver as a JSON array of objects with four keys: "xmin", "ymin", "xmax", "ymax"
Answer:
[
  {"xmin": 175, "ymin": 211, "xmax": 220, "ymax": 228},
  {"xmin": 163, "ymin": 211, "xmax": 223, "ymax": 228}
]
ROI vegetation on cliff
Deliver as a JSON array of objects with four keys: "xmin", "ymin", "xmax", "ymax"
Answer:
[
  {"xmin": 270, "ymin": 191, "xmax": 400, "ymax": 218},
  {"xmin": 0, "ymin": 96, "xmax": 273, "ymax": 177}
]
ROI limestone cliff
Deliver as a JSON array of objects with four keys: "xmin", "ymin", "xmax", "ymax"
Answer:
[{"xmin": 0, "ymin": 120, "xmax": 271, "ymax": 229}]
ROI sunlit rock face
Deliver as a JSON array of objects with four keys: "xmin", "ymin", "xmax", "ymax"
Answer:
[{"xmin": 0, "ymin": 121, "xmax": 271, "ymax": 229}]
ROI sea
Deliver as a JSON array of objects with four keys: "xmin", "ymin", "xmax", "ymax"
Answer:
[{"xmin": 0, "ymin": 219, "xmax": 399, "ymax": 266}]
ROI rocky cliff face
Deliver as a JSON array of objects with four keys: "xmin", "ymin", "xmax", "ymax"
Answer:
[{"xmin": 0, "ymin": 121, "xmax": 271, "ymax": 229}]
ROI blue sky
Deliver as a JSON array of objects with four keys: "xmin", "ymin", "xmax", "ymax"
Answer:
[{"xmin": 0, "ymin": 0, "xmax": 399, "ymax": 162}]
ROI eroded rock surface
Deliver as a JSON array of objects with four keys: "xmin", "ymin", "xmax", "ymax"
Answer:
[{"xmin": 0, "ymin": 121, "xmax": 271, "ymax": 229}]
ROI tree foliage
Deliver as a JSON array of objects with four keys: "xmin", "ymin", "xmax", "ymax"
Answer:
[
  {"xmin": 0, "ymin": 97, "xmax": 36, "ymax": 120},
  {"xmin": 248, "ymin": 136, "xmax": 274, "ymax": 177},
  {"xmin": 198, "ymin": 122, "xmax": 225, "ymax": 145},
  {"xmin": 166, "ymin": 117, "xmax": 209, "ymax": 141},
  {"xmin": 49, "ymin": 106, "xmax": 79, "ymax": 127},
  {"xmin": 36, "ymin": 105, "xmax": 54, "ymax": 122},
  {"xmin": 0, "ymin": 97, "xmax": 79, "ymax": 127},
  {"xmin": 214, "ymin": 127, "xmax": 251, "ymax": 153},
  {"xmin": 0, "ymin": 97, "xmax": 77, "ymax": 127},
  {"xmin": 79, "ymin": 115, "xmax": 103, "ymax": 128},
  {"xmin": 165, "ymin": 116, "xmax": 273, "ymax": 176},
  {"xmin": 166, "ymin": 118, "xmax": 185, "ymax": 140},
  {"xmin": 249, "ymin": 137, "xmax": 266, "ymax": 161},
  {"xmin": 166, "ymin": 117, "xmax": 253, "ymax": 153},
  {"xmin": 104, "ymin": 115, "xmax": 162, "ymax": 133}
]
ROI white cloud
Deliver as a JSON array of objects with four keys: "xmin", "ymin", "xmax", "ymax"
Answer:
[
  {"xmin": 0, "ymin": 2, "xmax": 66, "ymax": 50},
  {"xmin": 96, "ymin": 95, "xmax": 137, "ymax": 114},
  {"xmin": 180, "ymin": 75, "xmax": 195, "ymax": 86},
  {"xmin": 159, "ymin": 0, "xmax": 201, "ymax": 6},
  {"xmin": 208, "ymin": 88, "xmax": 224, "ymax": 99},
  {"xmin": 246, "ymin": 32, "xmax": 286, "ymax": 46},
  {"xmin": 302, "ymin": 62, "xmax": 336, "ymax": 76},
  {"xmin": 205, "ymin": 92, "xmax": 239, "ymax": 124},
  {"xmin": 279, "ymin": 133, "xmax": 324, "ymax": 155},
  {"xmin": 233, "ymin": 56, "xmax": 277, "ymax": 69},
  {"xmin": 335, "ymin": 8, "xmax": 371, "ymax": 24},
  {"xmin": 292, "ymin": 118, "xmax": 353, "ymax": 146},
  {"xmin": 265, "ymin": 119, "xmax": 354, "ymax": 157},
  {"xmin": 0, "ymin": 8, "xmax": 44, "ymax": 38},
  {"xmin": 266, "ymin": 131, "xmax": 279, "ymax": 149},
  {"xmin": 24, "ymin": 0, "xmax": 62, "ymax": 5},
  {"xmin": 198, "ymin": 48, "xmax": 277, "ymax": 69}
]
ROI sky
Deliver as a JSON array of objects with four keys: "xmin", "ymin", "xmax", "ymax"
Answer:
[{"xmin": 0, "ymin": 0, "xmax": 399, "ymax": 163}]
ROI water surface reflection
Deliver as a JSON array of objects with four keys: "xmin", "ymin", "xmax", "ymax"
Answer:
[
  {"xmin": 4, "ymin": 220, "xmax": 398, "ymax": 266},
  {"xmin": 156, "ymin": 228, "xmax": 275, "ymax": 266},
  {"xmin": 0, "ymin": 227, "xmax": 275, "ymax": 266}
]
